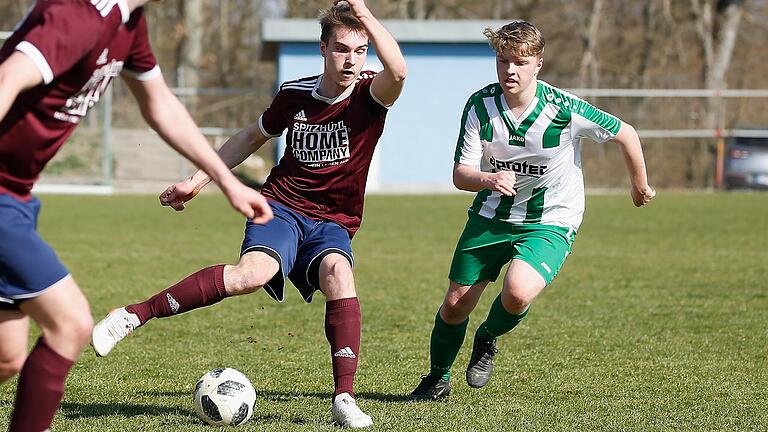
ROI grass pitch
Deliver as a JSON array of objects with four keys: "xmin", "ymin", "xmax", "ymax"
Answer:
[{"xmin": 1, "ymin": 192, "xmax": 766, "ymax": 431}]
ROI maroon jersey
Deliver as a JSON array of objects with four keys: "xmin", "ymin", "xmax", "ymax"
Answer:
[
  {"xmin": 259, "ymin": 71, "xmax": 389, "ymax": 236},
  {"xmin": 0, "ymin": 0, "xmax": 158, "ymax": 200}
]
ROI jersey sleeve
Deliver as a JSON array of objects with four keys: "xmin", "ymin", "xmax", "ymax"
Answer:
[
  {"xmin": 121, "ymin": 12, "xmax": 161, "ymax": 81},
  {"xmin": 454, "ymin": 98, "xmax": 484, "ymax": 166},
  {"xmin": 569, "ymin": 98, "xmax": 622, "ymax": 143},
  {"xmin": 15, "ymin": 2, "xmax": 119, "ymax": 84},
  {"xmin": 258, "ymin": 89, "xmax": 290, "ymax": 138},
  {"xmin": 358, "ymin": 72, "xmax": 388, "ymax": 119}
]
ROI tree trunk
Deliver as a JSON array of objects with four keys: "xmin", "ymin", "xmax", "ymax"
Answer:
[
  {"xmin": 177, "ymin": 0, "xmax": 203, "ymax": 107},
  {"xmin": 578, "ymin": 0, "xmax": 604, "ymax": 89}
]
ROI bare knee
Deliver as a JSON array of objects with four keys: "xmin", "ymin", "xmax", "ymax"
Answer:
[
  {"xmin": 224, "ymin": 254, "xmax": 280, "ymax": 296},
  {"xmin": 62, "ymin": 313, "xmax": 94, "ymax": 348},
  {"xmin": 41, "ymin": 312, "xmax": 93, "ymax": 354},
  {"xmin": 500, "ymin": 289, "xmax": 535, "ymax": 314},
  {"xmin": 319, "ymin": 254, "xmax": 355, "ymax": 300},
  {"xmin": 0, "ymin": 354, "xmax": 25, "ymax": 382},
  {"xmin": 440, "ymin": 281, "xmax": 488, "ymax": 324},
  {"xmin": 441, "ymin": 293, "xmax": 473, "ymax": 323}
]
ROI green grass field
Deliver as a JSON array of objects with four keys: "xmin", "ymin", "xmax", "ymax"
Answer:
[{"xmin": 1, "ymin": 192, "xmax": 766, "ymax": 431}]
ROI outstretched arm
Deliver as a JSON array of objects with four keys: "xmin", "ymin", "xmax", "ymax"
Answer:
[
  {"xmin": 123, "ymin": 74, "xmax": 272, "ymax": 223},
  {"xmin": 612, "ymin": 121, "xmax": 655, "ymax": 207},
  {"xmin": 0, "ymin": 52, "xmax": 43, "ymax": 122},
  {"xmin": 341, "ymin": 0, "xmax": 406, "ymax": 106},
  {"xmin": 159, "ymin": 123, "xmax": 271, "ymax": 211}
]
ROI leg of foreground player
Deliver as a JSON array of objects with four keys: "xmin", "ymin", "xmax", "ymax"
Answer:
[
  {"xmin": 319, "ymin": 254, "xmax": 372, "ymax": 429},
  {"xmin": 9, "ymin": 276, "xmax": 93, "ymax": 431},
  {"xmin": 91, "ymin": 251, "xmax": 279, "ymax": 356},
  {"xmin": 0, "ymin": 310, "xmax": 28, "ymax": 384}
]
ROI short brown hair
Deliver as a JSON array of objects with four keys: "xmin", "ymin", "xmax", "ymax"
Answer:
[
  {"xmin": 483, "ymin": 21, "xmax": 545, "ymax": 58},
  {"xmin": 319, "ymin": 1, "xmax": 366, "ymax": 43}
]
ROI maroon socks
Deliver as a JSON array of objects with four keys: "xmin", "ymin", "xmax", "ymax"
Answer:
[
  {"xmin": 126, "ymin": 265, "xmax": 227, "ymax": 325},
  {"xmin": 126, "ymin": 267, "xmax": 362, "ymax": 400},
  {"xmin": 10, "ymin": 338, "xmax": 74, "ymax": 432},
  {"xmin": 325, "ymin": 297, "xmax": 362, "ymax": 398}
]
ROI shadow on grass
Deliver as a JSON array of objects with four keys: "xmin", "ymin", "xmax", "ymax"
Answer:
[
  {"xmin": 62, "ymin": 401, "xmax": 293, "ymax": 425},
  {"xmin": 60, "ymin": 389, "xmax": 406, "ymax": 425},
  {"xmin": 60, "ymin": 401, "xmax": 190, "ymax": 419},
  {"xmin": 139, "ymin": 388, "xmax": 408, "ymax": 403}
]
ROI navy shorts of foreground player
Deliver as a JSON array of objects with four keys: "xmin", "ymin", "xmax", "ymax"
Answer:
[
  {"xmin": 241, "ymin": 201, "xmax": 354, "ymax": 303},
  {"xmin": 0, "ymin": 194, "xmax": 69, "ymax": 309}
]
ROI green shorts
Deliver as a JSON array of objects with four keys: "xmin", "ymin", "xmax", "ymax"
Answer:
[{"xmin": 449, "ymin": 214, "xmax": 576, "ymax": 286}]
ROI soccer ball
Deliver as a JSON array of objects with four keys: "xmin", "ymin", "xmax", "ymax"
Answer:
[{"xmin": 193, "ymin": 368, "xmax": 256, "ymax": 426}]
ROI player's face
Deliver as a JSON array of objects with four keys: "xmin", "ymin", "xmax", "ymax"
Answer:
[
  {"xmin": 496, "ymin": 49, "xmax": 542, "ymax": 97},
  {"xmin": 320, "ymin": 27, "xmax": 369, "ymax": 91}
]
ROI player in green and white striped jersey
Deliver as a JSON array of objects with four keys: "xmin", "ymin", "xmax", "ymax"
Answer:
[{"xmin": 409, "ymin": 20, "xmax": 655, "ymax": 401}]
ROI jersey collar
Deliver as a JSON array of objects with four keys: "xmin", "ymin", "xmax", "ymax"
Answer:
[
  {"xmin": 312, "ymin": 75, "xmax": 356, "ymax": 105},
  {"xmin": 117, "ymin": 0, "xmax": 130, "ymax": 24},
  {"xmin": 497, "ymin": 81, "xmax": 542, "ymax": 130}
]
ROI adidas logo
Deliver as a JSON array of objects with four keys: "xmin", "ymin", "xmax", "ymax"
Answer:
[
  {"xmin": 166, "ymin": 293, "xmax": 180, "ymax": 314},
  {"xmin": 293, "ymin": 110, "xmax": 307, "ymax": 121},
  {"xmin": 96, "ymin": 49, "xmax": 109, "ymax": 66},
  {"xmin": 333, "ymin": 347, "xmax": 356, "ymax": 359}
]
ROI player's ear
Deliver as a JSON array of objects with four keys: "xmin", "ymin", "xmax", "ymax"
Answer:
[{"xmin": 320, "ymin": 41, "xmax": 327, "ymax": 57}]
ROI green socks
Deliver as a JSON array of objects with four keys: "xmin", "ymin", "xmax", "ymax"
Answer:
[
  {"xmin": 476, "ymin": 294, "xmax": 529, "ymax": 342},
  {"xmin": 429, "ymin": 310, "xmax": 468, "ymax": 381},
  {"xmin": 427, "ymin": 296, "xmax": 529, "ymax": 381}
]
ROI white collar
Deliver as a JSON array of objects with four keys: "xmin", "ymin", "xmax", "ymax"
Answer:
[
  {"xmin": 117, "ymin": 0, "xmax": 131, "ymax": 24},
  {"xmin": 500, "ymin": 92, "xmax": 539, "ymax": 126},
  {"xmin": 312, "ymin": 75, "xmax": 356, "ymax": 105}
]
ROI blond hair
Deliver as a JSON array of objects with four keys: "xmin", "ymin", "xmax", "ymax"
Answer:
[
  {"xmin": 319, "ymin": 1, "xmax": 366, "ymax": 43},
  {"xmin": 483, "ymin": 21, "xmax": 545, "ymax": 58}
]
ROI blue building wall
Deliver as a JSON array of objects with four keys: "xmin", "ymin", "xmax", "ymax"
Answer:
[{"xmin": 275, "ymin": 42, "xmax": 497, "ymax": 192}]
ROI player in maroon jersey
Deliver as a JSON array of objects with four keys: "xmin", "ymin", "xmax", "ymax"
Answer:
[
  {"xmin": 0, "ymin": 1, "xmax": 271, "ymax": 430},
  {"xmin": 92, "ymin": 0, "xmax": 406, "ymax": 427}
]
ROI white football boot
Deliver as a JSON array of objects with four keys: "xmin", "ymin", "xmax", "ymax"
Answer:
[
  {"xmin": 91, "ymin": 307, "xmax": 141, "ymax": 357},
  {"xmin": 331, "ymin": 392, "xmax": 373, "ymax": 428}
]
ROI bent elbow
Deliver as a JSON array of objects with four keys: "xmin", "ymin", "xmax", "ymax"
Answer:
[
  {"xmin": 452, "ymin": 172, "xmax": 470, "ymax": 192},
  {"xmin": 390, "ymin": 64, "xmax": 407, "ymax": 83},
  {"xmin": 620, "ymin": 121, "xmax": 637, "ymax": 136}
]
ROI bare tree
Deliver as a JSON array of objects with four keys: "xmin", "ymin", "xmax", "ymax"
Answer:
[
  {"xmin": 176, "ymin": 0, "xmax": 203, "ymax": 93},
  {"xmin": 691, "ymin": 0, "xmax": 744, "ymax": 128},
  {"xmin": 578, "ymin": 0, "xmax": 604, "ymax": 89}
]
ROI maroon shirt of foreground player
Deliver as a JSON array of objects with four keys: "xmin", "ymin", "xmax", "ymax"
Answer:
[
  {"xmin": 259, "ymin": 71, "xmax": 388, "ymax": 236},
  {"xmin": 0, "ymin": 1, "xmax": 157, "ymax": 200}
]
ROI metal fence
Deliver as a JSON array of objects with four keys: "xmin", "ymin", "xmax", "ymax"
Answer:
[{"xmin": 2, "ymin": 32, "xmax": 767, "ymax": 193}]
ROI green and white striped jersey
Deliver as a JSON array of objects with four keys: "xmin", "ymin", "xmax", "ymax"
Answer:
[{"xmin": 455, "ymin": 80, "xmax": 621, "ymax": 231}]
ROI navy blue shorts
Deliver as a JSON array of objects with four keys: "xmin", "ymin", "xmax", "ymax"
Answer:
[
  {"xmin": 0, "ymin": 194, "xmax": 69, "ymax": 309},
  {"xmin": 240, "ymin": 201, "xmax": 354, "ymax": 303}
]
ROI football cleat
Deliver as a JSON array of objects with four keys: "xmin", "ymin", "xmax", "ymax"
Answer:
[
  {"xmin": 466, "ymin": 334, "xmax": 498, "ymax": 388},
  {"xmin": 331, "ymin": 392, "xmax": 373, "ymax": 428},
  {"xmin": 91, "ymin": 307, "xmax": 140, "ymax": 357},
  {"xmin": 407, "ymin": 375, "xmax": 451, "ymax": 401}
]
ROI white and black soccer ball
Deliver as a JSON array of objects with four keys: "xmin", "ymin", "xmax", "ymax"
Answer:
[{"xmin": 193, "ymin": 368, "xmax": 256, "ymax": 426}]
